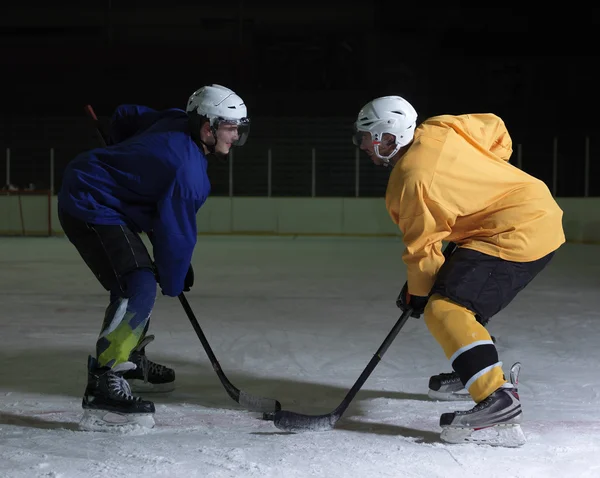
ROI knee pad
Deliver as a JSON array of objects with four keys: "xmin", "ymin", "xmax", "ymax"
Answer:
[
  {"xmin": 113, "ymin": 268, "xmax": 157, "ymax": 301},
  {"xmin": 423, "ymin": 294, "xmax": 461, "ymax": 331},
  {"xmin": 111, "ymin": 269, "xmax": 156, "ymax": 330},
  {"xmin": 424, "ymin": 294, "xmax": 485, "ymax": 358}
]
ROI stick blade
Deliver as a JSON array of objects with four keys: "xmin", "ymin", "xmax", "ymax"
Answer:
[
  {"xmin": 238, "ymin": 391, "xmax": 281, "ymax": 414},
  {"xmin": 272, "ymin": 410, "xmax": 338, "ymax": 432}
]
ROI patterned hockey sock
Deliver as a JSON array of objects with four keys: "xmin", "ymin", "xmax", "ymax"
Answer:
[{"xmin": 96, "ymin": 269, "xmax": 156, "ymax": 368}]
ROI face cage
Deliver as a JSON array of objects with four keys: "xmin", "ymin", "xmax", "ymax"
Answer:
[
  {"xmin": 352, "ymin": 126, "xmax": 401, "ymax": 165},
  {"xmin": 353, "ymin": 122, "xmax": 391, "ymax": 145},
  {"xmin": 210, "ymin": 117, "xmax": 250, "ymax": 146}
]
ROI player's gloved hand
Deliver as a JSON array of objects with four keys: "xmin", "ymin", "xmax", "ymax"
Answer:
[
  {"xmin": 396, "ymin": 282, "xmax": 429, "ymax": 319},
  {"xmin": 183, "ymin": 264, "xmax": 194, "ymax": 292}
]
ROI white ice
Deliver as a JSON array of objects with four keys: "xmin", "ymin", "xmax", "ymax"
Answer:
[{"xmin": 0, "ymin": 236, "xmax": 599, "ymax": 478}]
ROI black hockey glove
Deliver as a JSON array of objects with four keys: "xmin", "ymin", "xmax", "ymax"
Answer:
[
  {"xmin": 183, "ymin": 264, "xmax": 194, "ymax": 292},
  {"xmin": 396, "ymin": 282, "xmax": 429, "ymax": 319}
]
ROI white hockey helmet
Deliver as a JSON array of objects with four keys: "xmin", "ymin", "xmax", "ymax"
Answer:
[
  {"xmin": 186, "ymin": 84, "xmax": 250, "ymax": 146},
  {"xmin": 353, "ymin": 95, "xmax": 417, "ymax": 164}
]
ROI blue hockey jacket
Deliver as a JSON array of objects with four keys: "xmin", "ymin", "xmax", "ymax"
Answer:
[{"xmin": 58, "ymin": 105, "xmax": 210, "ymax": 297}]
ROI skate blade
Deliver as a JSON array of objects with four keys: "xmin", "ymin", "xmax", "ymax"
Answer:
[
  {"xmin": 128, "ymin": 379, "xmax": 175, "ymax": 393},
  {"xmin": 440, "ymin": 423, "xmax": 526, "ymax": 447},
  {"xmin": 428, "ymin": 389, "xmax": 473, "ymax": 402},
  {"xmin": 79, "ymin": 409, "xmax": 155, "ymax": 433}
]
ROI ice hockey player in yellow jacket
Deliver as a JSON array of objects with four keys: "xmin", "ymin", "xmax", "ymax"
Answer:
[{"xmin": 353, "ymin": 96, "xmax": 564, "ymax": 447}]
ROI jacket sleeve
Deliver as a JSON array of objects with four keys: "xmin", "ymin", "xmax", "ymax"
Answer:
[
  {"xmin": 108, "ymin": 105, "xmax": 158, "ymax": 145},
  {"xmin": 151, "ymin": 174, "xmax": 203, "ymax": 296},
  {"xmin": 395, "ymin": 176, "xmax": 456, "ymax": 296}
]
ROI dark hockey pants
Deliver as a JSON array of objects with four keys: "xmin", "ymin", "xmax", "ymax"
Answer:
[{"xmin": 59, "ymin": 209, "xmax": 157, "ymax": 368}]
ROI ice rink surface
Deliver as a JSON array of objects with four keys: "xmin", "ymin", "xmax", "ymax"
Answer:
[{"xmin": 0, "ymin": 236, "xmax": 599, "ymax": 478}]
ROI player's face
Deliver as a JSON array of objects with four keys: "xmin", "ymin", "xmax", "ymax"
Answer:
[
  {"xmin": 214, "ymin": 124, "xmax": 240, "ymax": 155},
  {"xmin": 358, "ymin": 132, "xmax": 396, "ymax": 166}
]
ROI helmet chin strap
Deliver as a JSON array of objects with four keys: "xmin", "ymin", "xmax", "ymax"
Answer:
[
  {"xmin": 199, "ymin": 138, "xmax": 215, "ymax": 154},
  {"xmin": 192, "ymin": 125, "xmax": 227, "ymax": 161}
]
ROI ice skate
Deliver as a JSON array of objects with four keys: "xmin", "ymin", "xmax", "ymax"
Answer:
[
  {"xmin": 124, "ymin": 334, "xmax": 176, "ymax": 393},
  {"xmin": 428, "ymin": 371, "xmax": 471, "ymax": 401},
  {"xmin": 439, "ymin": 362, "xmax": 525, "ymax": 447},
  {"xmin": 80, "ymin": 356, "xmax": 155, "ymax": 432}
]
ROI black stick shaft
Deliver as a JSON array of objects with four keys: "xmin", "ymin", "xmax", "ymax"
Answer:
[
  {"xmin": 335, "ymin": 308, "xmax": 412, "ymax": 414},
  {"xmin": 178, "ymin": 293, "xmax": 229, "ymax": 382},
  {"xmin": 84, "ymin": 104, "xmax": 107, "ymax": 146},
  {"xmin": 178, "ymin": 289, "xmax": 280, "ymax": 413}
]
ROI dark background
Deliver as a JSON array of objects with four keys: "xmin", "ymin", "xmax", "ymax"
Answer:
[{"xmin": 2, "ymin": 2, "xmax": 599, "ymax": 196}]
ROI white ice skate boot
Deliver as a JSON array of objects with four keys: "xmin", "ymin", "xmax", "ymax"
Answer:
[{"xmin": 439, "ymin": 363, "xmax": 525, "ymax": 447}]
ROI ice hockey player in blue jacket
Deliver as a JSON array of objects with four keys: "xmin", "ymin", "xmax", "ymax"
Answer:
[{"xmin": 58, "ymin": 84, "xmax": 250, "ymax": 430}]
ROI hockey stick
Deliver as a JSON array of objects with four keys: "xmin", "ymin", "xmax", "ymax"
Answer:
[
  {"xmin": 268, "ymin": 241, "xmax": 458, "ymax": 432},
  {"xmin": 83, "ymin": 104, "xmax": 281, "ymax": 414},
  {"xmin": 84, "ymin": 104, "xmax": 108, "ymax": 145},
  {"xmin": 178, "ymin": 293, "xmax": 281, "ymax": 413}
]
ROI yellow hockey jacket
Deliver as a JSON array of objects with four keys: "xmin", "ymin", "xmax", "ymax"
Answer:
[{"xmin": 385, "ymin": 114, "xmax": 565, "ymax": 296}]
